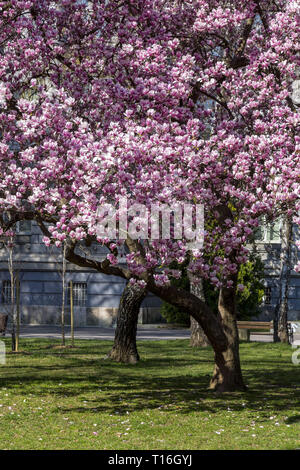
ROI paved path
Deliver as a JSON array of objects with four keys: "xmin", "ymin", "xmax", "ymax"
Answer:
[
  {"xmin": 16, "ymin": 325, "xmax": 191, "ymax": 341},
  {"xmin": 4, "ymin": 325, "xmax": 300, "ymax": 344}
]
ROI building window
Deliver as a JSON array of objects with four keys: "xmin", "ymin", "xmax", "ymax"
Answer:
[
  {"xmin": 255, "ymin": 218, "xmax": 281, "ymax": 243},
  {"xmin": 263, "ymin": 286, "xmax": 272, "ymax": 305},
  {"xmin": 16, "ymin": 220, "xmax": 31, "ymax": 234},
  {"xmin": 68, "ymin": 282, "xmax": 87, "ymax": 307},
  {"xmin": 2, "ymin": 280, "xmax": 12, "ymax": 304}
]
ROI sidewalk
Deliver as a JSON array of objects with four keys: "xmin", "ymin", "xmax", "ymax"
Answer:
[
  {"xmin": 2, "ymin": 324, "xmax": 299, "ymax": 343},
  {"xmin": 9, "ymin": 325, "xmax": 191, "ymax": 341}
]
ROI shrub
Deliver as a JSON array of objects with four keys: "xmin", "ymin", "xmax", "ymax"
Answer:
[{"xmin": 161, "ymin": 255, "xmax": 265, "ymax": 325}]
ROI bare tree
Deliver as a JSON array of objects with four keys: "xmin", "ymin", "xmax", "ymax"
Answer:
[
  {"xmin": 0, "ymin": 230, "xmax": 22, "ymax": 351},
  {"xmin": 273, "ymin": 216, "xmax": 294, "ymax": 343}
]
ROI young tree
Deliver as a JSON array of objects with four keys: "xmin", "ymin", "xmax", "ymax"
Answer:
[
  {"xmin": 0, "ymin": 228, "xmax": 21, "ymax": 351},
  {"xmin": 0, "ymin": 0, "xmax": 299, "ymax": 391},
  {"xmin": 273, "ymin": 216, "xmax": 294, "ymax": 343}
]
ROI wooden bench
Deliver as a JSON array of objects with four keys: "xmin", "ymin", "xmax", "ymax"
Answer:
[
  {"xmin": 237, "ymin": 321, "xmax": 273, "ymax": 341},
  {"xmin": 237, "ymin": 321, "xmax": 294, "ymax": 343}
]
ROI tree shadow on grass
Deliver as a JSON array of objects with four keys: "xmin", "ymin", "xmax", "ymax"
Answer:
[
  {"xmin": 54, "ymin": 369, "xmax": 300, "ymax": 419},
  {"xmin": 0, "ymin": 338, "xmax": 299, "ymax": 420},
  {"xmin": 1, "ymin": 352, "xmax": 299, "ymax": 421},
  {"xmin": 285, "ymin": 415, "xmax": 300, "ymax": 424}
]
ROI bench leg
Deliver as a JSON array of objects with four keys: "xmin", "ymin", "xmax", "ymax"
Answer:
[
  {"xmin": 238, "ymin": 329, "xmax": 250, "ymax": 342},
  {"xmin": 287, "ymin": 325, "xmax": 294, "ymax": 344}
]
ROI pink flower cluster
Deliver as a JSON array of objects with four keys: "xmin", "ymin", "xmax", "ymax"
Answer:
[{"xmin": 0, "ymin": 0, "xmax": 299, "ymax": 287}]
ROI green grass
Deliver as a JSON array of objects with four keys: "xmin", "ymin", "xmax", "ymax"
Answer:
[{"xmin": 0, "ymin": 338, "xmax": 299, "ymax": 450}]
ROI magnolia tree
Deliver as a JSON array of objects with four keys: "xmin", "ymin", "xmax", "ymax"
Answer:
[{"xmin": 0, "ymin": 0, "xmax": 299, "ymax": 391}]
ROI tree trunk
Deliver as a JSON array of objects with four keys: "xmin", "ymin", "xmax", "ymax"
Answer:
[
  {"xmin": 0, "ymin": 314, "xmax": 8, "ymax": 336},
  {"xmin": 278, "ymin": 299, "xmax": 289, "ymax": 343},
  {"xmin": 107, "ymin": 283, "xmax": 147, "ymax": 364},
  {"xmin": 61, "ymin": 244, "xmax": 67, "ymax": 346},
  {"xmin": 275, "ymin": 217, "xmax": 293, "ymax": 343},
  {"xmin": 8, "ymin": 245, "xmax": 17, "ymax": 352},
  {"xmin": 15, "ymin": 274, "xmax": 20, "ymax": 352},
  {"xmin": 273, "ymin": 303, "xmax": 280, "ymax": 343},
  {"xmin": 189, "ymin": 277, "xmax": 210, "ymax": 347},
  {"xmin": 70, "ymin": 280, "xmax": 74, "ymax": 347},
  {"xmin": 209, "ymin": 281, "xmax": 246, "ymax": 392}
]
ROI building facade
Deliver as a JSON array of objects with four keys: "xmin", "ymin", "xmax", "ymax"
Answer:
[
  {"xmin": 0, "ymin": 219, "xmax": 300, "ymax": 326},
  {"xmin": 252, "ymin": 219, "xmax": 300, "ymax": 321},
  {"xmin": 0, "ymin": 221, "xmax": 162, "ymax": 326}
]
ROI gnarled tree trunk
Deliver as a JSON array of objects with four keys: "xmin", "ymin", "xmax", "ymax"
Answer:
[
  {"xmin": 107, "ymin": 282, "xmax": 147, "ymax": 364},
  {"xmin": 149, "ymin": 275, "xmax": 246, "ymax": 392},
  {"xmin": 189, "ymin": 277, "xmax": 210, "ymax": 347},
  {"xmin": 209, "ymin": 281, "xmax": 246, "ymax": 392}
]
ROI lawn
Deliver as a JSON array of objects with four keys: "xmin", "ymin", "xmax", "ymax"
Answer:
[{"xmin": 0, "ymin": 338, "xmax": 299, "ymax": 450}]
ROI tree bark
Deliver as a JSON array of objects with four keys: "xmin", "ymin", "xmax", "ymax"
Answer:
[
  {"xmin": 275, "ymin": 217, "xmax": 293, "ymax": 343},
  {"xmin": 107, "ymin": 282, "xmax": 147, "ymax": 364},
  {"xmin": 15, "ymin": 274, "xmax": 20, "ymax": 352},
  {"xmin": 0, "ymin": 314, "xmax": 8, "ymax": 336},
  {"xmin": 209, "ymin": 281, "xmax": 246, "ymax": 392},
  {"xmin": 273, "ymin": 302, "xmax": 280, "ymax": 343},
  {"xmin": 189, "ymin": 277, "xmax": 210, "ymax": 347},
  {"xmin": 60, "ymin": 244, "xmax": 66, "ymax": 346},
  {"xmin": 8, "ymin": 244, "xmax": 17, "ymax": 352}
]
